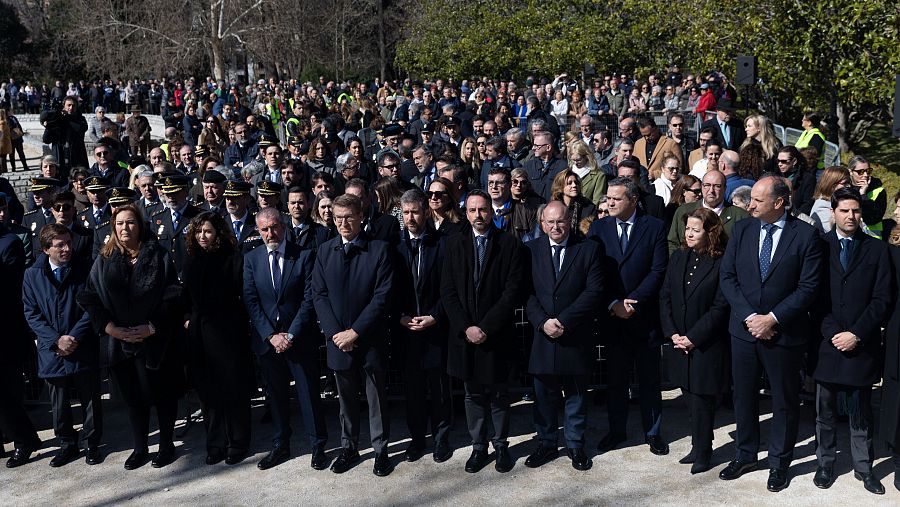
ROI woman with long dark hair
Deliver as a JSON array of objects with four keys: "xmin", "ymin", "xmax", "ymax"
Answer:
[
  {"xmin": 181, "ymin": 211, "xmax": 253, "ymax": 465},
  {"xmin": 659, "ymin": 207, "xmax": 730, "ymax": 474},
  {"xmin": 77, "ymin": 205, "xmax": 183, "ymax": 470}
]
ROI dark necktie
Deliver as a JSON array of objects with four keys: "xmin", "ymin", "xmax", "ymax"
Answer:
[
  {"xmin": 760, "ymin": 223, "xmax": 776, "ymax": 279},
  {"xmin": 270, "ymin": 250, "xmax": 281, "ymax": 294},
  {"xmin": 552, "ymin": 244, "xmax": 563, "ymax": 278},
  {"xmin": 45, "ymin": 208, "xmax": 53, "ymax": 221},
  {"xmin": 475, "ymin": 235, "xmax": 487, "ymax": 278},
  {"xmin": 344, "ymin": 242, "xmax": 353, "ymax": 257},
  {"xmin": 839, "ymin": 237, "xmax": 852, "ymax": 271},
  {"xmin": 619, "ymin": 222, "xmax": 630, "ymax": 254},
  {"xmin": 232, "ymin": 220, "xmax": 242, "ymax": 238},
  {"xmin": 410, "ymin": 238, "xmax": 420, "ymax": 286},
  {"xmin": 53, "ymin": 266, "xmax": 67, "ymax": 282},
  {"xmin": 172, "ymin": 210, "xmax": 181, "ymax": 230}
]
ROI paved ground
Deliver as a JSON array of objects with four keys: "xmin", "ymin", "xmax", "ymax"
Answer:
[{"xmin": 2, "ymin": 389, "xmax": 897, "ymax": 506}]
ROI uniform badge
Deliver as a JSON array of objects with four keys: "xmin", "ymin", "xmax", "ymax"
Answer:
[
  {"xmin": 158, "ymin": 224, "xmax": 165, "ymax": 235},
  {"xmin": 103, "ymin": 234, "xmax": 110, "ymax": 245},
  {"xmin": 31, "ymin": 221, "xmax": 36, "ymax": 231}
]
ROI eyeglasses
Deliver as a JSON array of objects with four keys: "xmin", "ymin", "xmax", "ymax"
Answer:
[
  {"xmin": 52, "ymin": 204, "xmax": 73, "ymax": 212},
  {"xmin": 487, "ymin": 181, "xmax": 508, "ymax": 188},
  {"xmin": 670, "ymin": 123, "xmax": 684, "ymax": 128},
  {"xmin": 333, "ymin": 215, "xmax": 358, "ymax": 224},
  {"xmin": 532, "ymin": 143, "xmax": 550, "ymax": 149},
  {"xmin": 685, "ymin": 188, "xmax": 702, "ymax": 195},
  {"xmin": 95, "ymin": 151, "xmax": 109, "ymax": 157},
  {"xmin": 476, "ymin": 142, "xmax": 485, "ymax": 146},
  {"xmin": 851, "ymin": 168, "xmax": 872, "ymax": 175},
  {"xmin": 380, "ymin": 163, "xmax": 399, "ymax": 170},
  {"xmin": 597, "ymin": 208, "xmax": 610, "ymax": 215},
  {"xmin": 776, "ymin": 158, "xmax": 793, "ymax": 165},
  {"xmin": 701, "ymin": 183, "xmax": 723, "ymax": 189},
  {"xmin": 426, "ymin": 190, "xmax": 447, "ymax": 199},
  {"xmin": 511, "ymin": 179, "xmax": 527, "ymax": 186},
  {"xmin": 664, "ymin": 165, "xmax": 680, "ymax": 172}
]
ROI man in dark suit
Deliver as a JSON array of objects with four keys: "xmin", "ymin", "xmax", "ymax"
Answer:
[
  {"xmin": 134, "ymin": 170, "xmax": 163, "ymax": 220},
  {"xmin": 393, "ymin": 189, "xmax": 452, "ymax": 463},
  {"xmin": 719, "ymin": 174, "xmax": 825, "ymax": 492},
  {"xmin": 150, "ymin": 174, "xmax": 199, "ymax": 275},
  {"xmin": 222, "ymin": 180, "xmax": 260, "ymax": 252},
  {"xmin": 523, "ymin": 131, "xmax": 566, "ymax": 202},
  {"xmin": 587, "ymin": 177, "xmax": 669, "ymax": 456},
  {"xmin": 524, "ymin": 201, "xmax": 605, "ymax": 471},
  {"xmin": 312, "ymin": 194, "xmax": 394, "ymax": 477},
  {"xmin": 441, "ymin": 189, "xmax": 526, "ymax": 474},
  {"xmin": 812, "ymin": 188, "xmax": 891, "ymax": 495},
  {"xmin": 617, "ymin": 160, "xmax": 664, "ymax": 219},
  {"xmin": 285, "ymin": 187, "xmax": 331, "ymax": 251},
  {"xmin": 196, "ymin": 169, "xmax": 227, "ymax": 216},
  {"xmin": 22, "ymin": 224, "xmax": 103, "ymax": 467},
  {"xmin": 75, "ymin": 175, "xmax": 110, "ymax": 232},
  {"xmin": 0, "ymin": 220, "xmax": 41, "ymax": 467},
  {"xmin": 701, "ymin": 101, "xmax": 745, "ymax": 151},
  {"xmin": 667, "ymin": 170, "xmax": 748, "ymax": 253},
  {"xmin": 49, "ymin": 192, "xmax": 92, "ymax": 263},
  {"xmin": 88, "ymin": 141, "xmax": 130, "ymax": 189},
  {"xmin": 343, "ymin": 178, "xmax": 400, "ymax": 245},
  {"xmin": 243, "ymin": 207, "xmax": 328, "ymax": 471},
  {"xmin": 22, "ymin": 177, "xmax": 59, "ymax": 244}
]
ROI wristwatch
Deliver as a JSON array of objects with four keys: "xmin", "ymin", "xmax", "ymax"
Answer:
[{"xmin": 285, "ymin": 333, "xmax": 294, "ymax": 342}]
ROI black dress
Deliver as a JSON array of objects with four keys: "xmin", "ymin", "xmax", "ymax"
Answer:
[{"xmin": 181, "ymin": 247, "xmax": 253, "ymax": 455}]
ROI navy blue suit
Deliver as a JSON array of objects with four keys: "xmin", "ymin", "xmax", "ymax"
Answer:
[
  {"xmin": 393, "ymin": 229, "xmax": 452, "ymax": 448},
  {"xmin": 243, "ymin": 240, "xmax": 326, "ymax": 449},
  {"xmin": 312, "ymin": 232, "xmax": 393, "ymax": 453},
  {"xmin": 720, "ymin": 213, "xmax": 824, "ymax": 469},
  {"xmin": 587, "ymin": 212, "xmax": 668, "ymax": 438},
  {"xmin": 525, "ymin": 235, "xmax": 604, "ymax": 448}
]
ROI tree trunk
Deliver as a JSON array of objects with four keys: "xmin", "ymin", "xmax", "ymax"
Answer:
[
  {"xmin": 211, "ymin": 38, "xmax": 226, "ymax": 82},
  {"xmin": 836, "ymin": 100, "xmax": 851, "ymax": 154},
  {"xmin": 377, "ymin": 0, "xmax": 386, "ymax": 81}
]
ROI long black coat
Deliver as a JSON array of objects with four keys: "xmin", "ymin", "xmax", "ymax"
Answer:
[
  {"xmin": 880, "ymin": 246, "xmax": 900, "ymax": 448},
  {"xmin": 393, "ymin": 228, "xmax": 446, "ymax": 371},
  {"xmin": 441, "ymin": 228, "xmax": 526, "ymax": 384},
  {"xmin": 0, "ymin": 224, "xmax": 30, "ymax": 367},
  {"xmin": 182, "ymin": 248, "xmax": 253, "ymax": 402},
  {"xmin": 814, "ymin": 230, "xmax": 892, "ymax": 387},
  {"xmin": 525, "ymin": 235, "xmax": 604, "ymax": 375},
  {"xmin": 659, "ymin": 249, "xmax": 731, "ymax": 395}
]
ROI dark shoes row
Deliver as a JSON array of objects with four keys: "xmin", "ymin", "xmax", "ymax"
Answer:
[
  {"xmin": 719, "ymin": 458, "xmax": 888, "ymax": 495},
  {"xmin": 6, "ymin": 444, "xmax": 104, "ymax": 469}
]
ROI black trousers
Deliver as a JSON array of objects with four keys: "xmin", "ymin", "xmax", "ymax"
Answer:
[
  {"xmin": 197, "ymin": 391, "xmax": 251, "ymax": 456},
  {"xmin": 463, "ymin": 381, "xmax": 510, "ymax": 451},
  {"xmin": 258, "ymin": 350, "xmax": 325, "ymax": 450},
  {"xmin": 606, "ymin": 340, "xmax": 663, "ymax": 437},
  {"xmin": 731, "ymin": 337, "xmax": 803, "ymax": 469},
  {"xmin": 683, "ymin": 390, "xmax": 718, "ymax": 452},
  {"xmin": 7, "ymin": 142, "xmax": 28, "ymax": 171},
  {"xmin": 334, "ymin": 366, "xmax": 389, "ymax": 454},
  {"xmin": 110, "ymin": 356, "xmax": 178, "ymax": 452},
  {"xmin": 816, "ymin": 382, "xmax": 874, "ymax": 473},
  {"xmin": 46, "ymin": 370, "xmax": 103, "ymax": 450},
  {"xmin": 0, "ymin": 362, "xmax": 40, "ymax": 450},
  {"xmin": 405, "ymin": 366, "xmax": 452, "ymax": 447}
]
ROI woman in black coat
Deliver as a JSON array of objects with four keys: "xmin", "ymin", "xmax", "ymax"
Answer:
[
  {"xmin": 77, "ymin": 204, "xmax": 183, "ymax": 470},
  {"xmin": 659, "ymin": 207, "xmax": 730, "ymax": 474},
  {"xmin": 880, "ymin": 230, "xmax": 900, "ymax": 492},
  {"xmin": 181, "ymin": 211, "xmax": 253, "ymax": 465}
]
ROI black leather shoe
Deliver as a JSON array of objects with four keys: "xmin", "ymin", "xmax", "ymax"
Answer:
[
  {"xmin": 225, "ymin": 450, "xmax": 249, "ymax": 465},
  {"xmin": 123, "ymin": 450, "xmax": 149, "ymax": 470},
  {"xmin": 257, "ymin": 445, "xmax": 290, "ymax": 470},
  {"xmin": 310, "ymin": 447, "xmax": 329, "ymax": 470},
  {"xmin": 433, "ymin": 444, "xmax": 452, "ymax": 463},
  {"xmin": 679, "ymin": 449, "xmax": 696, "ymax": 464},
  {"xmin": 494, "ymin": 446, "xmax": 513, "ymax": 473},
  {"xmin": 405, "ymin": 441, "xmax": 425, "ymax": 462},
  {"xmin": 330, "ymin": 448, "xmax": 360, "ymax": 474},
  {"xmin": 85, "ymin": 447, "xmax": 103, "ymax": 465},
  {"xmin": 566, "ymin": 447, "xmax": 592, "ymax": 471},
  {"xmin": 894, "ymin": 471, "xmax": 900, "ymax": 492},
  {"xmin": 854, "ymin": 471, "xmax": 885, "ymax": 495},
  {"xmin": 205, "ymin": 449, "xmax": 226, "ymax": 465},
  {"xmin": 813, "ymin": 466, "xmax": 835, "ymax": 489},
  {"xmin": 596, "ymin": 433, "xmax": 627, "ymax": 454},
  {"xmin": 464, "ymin": 449, "xmax": 490, "ymax": 473},
  {"xmin": 690, "ymin": 450, "xmax": 712, "ymax": 474},
  {"xmin": 5, "ymin": 447, "xmax": 34, "ymax": 469},
  {"xmin": 766, "ymin": 468, "xmax": 789, "ymax": 492},
  {"xmin": 646, "ymin": 435, "xmax": 669, "ymax": 456},
  {"xmin": 719, "ymin": 460, "xmax": 757, "ymax": 480},
  {"xmin": 373, "ymin": 452, "xmax": 394, "ymax": 477},
  {"xmin": 151, "ymin": 445, "xmax": 176, "ymax": 468},
  {"xmin": 524, "ymin": 444, "xmax": 558, "ymax": 468},
  {"xmin": 49, "ymin": 446, "xmax": 80, "ymax": 468}
]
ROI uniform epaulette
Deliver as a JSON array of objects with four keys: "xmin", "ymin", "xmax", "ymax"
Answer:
[
  {"xmin": 151, "ymin": 208, "xmax": 167, "ymax": 217},
  {"xmin": 23, "ymin": 209, "xmax": 38, "ymax": 216},
  {"xmin": 244, "ymin": 235, "xmax": 261, "ymax": 243},
  {"xmin": 97, "ymin": 221, "xmax": 110, "ymax": 228}
]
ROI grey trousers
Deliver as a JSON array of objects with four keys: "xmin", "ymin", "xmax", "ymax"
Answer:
[
  {"xmin": 464, "ymin": 381, "xmax": 510, "ymax": 451},
  {"xmin": 46, "ymin": 370, "xmax": 103, "ymax": 450},
  {"xmin": 334, "ymin": 366, "xmax": 389, "ymax": 454},
  {"xmin": 815, "ymin": 382, "xmax": 874, "ymax": 472}
]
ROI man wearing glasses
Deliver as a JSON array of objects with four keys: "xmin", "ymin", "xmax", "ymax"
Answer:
[
  {"xmin": 523, "ymin": 131, "xmax": 566, "ymax": 202},
  {"xmin": 847, "ymin": 155, "xmax": 887, "ymax": 238},
  {"xmin": 487, "ymin": 168, "xmax": 537, "ymax": 241},
  {"xmin": 89, "ymin": 141, "xmax": 130, "ymax": 188},
  {"xmin": 667, "ymin": 170, "xmax": 748, "ymax": 253},
  {"xmin": 666, "ymin": 113, "xmax": 696, "ymax": 162},
  {"xmin": 48, "ymin": 191, "xmax": 92, "ymax": 264},
  {"xmin": 224, "ymin": 122, "xmax": 259, "ymax": 169}
]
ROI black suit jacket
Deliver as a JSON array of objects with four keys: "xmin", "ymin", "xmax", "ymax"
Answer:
[
  {"xmin": 0, "ymin": 224, "xmax": 30, "ymax": 365},
  {"xmin": 242, "ymin": 241, "xmax": 318, "ymax": 360},
  {"xmin": 701, "ymin": 117, "xmax": 746, "ymax": 151},
  {"xmin": 364, "ymin": 209, "xmax": 401, "ymax": 245},
  {"xmin": 523, "ymin": 156, "xmax": 567, "ymax": 202},
  {"xmin": 441, "ymin": 227, "xmax": 526, "ymax": 384},
  {"xmin": 814, "ymin": 230, "xmax": 892, "ymax": 386},
  {"xmin": 587, "ymin": 212, "xmax": 668, "ymax": 344},
  {"xmin": 288, "ymin": 220, "xmax": 332, "ymax": 251},
  {"xmin": 68, "ymin": 224, "xmax": 93, "ymax": 264},
  {"xmin": 393, "ymin": 228, "xmax": 447, "ymax": 370},
  {"xmin": 312, "ymin": 232, "xmax": 394, "ymax": 371},
  {"xmin": 720, "ymin": 214, "xmax": 825, "ymax": 347},
  {"xmin": 639, "ymin": 191, "xmax": 665, "ymax": 220},
  {"xmin": 659, "ymin": 249, "xmax": 731, "ymax": 394},
  {"xmin": 525, "ymin": 235, "xmax": 604, "ymax": 375}
]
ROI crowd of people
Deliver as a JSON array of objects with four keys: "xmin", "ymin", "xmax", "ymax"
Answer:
[{"xmin": 1, "ymin": 68, "xmax": 899, "ymax": 497}]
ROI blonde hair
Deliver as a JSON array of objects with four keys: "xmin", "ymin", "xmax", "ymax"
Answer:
[{"xmin": 741, "ymin": 114, "xmax": 781, "ymax": 159}]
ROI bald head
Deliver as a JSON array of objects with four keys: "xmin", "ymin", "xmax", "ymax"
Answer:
[
  {"xmin": 719, "ymin": 150, "xmax": 739, "ymax": 175},
  {"xmin": 701, "ymin": 170, "xmax": 726, "ymax": 208}
]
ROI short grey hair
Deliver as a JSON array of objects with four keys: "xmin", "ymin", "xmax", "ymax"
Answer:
[
  {"xmin": 400, "ymin": 188, "xmax": 427, "ymax": 210},
  {"xmin": 135, "ymin": 168, "xmax": 154, "ymax": 181},
  {"xmin": 255, "ymin": 206, "xmax": 282, "ymax": 225},
  {"xmin": 613, "ymin": 138, "xmax": 634, "ymax": 150},
  {"xmin": 504, "ymin": 128, "xmax": 523, "ymax": 141},
  {"xmin": 731, "ymin": 185, "xmax": 752, "ymax": 205},
  {"xmin": 335, "ymin": 152, "xmax": 352, "ymax": 173},
  {"xmin": 607, "ymin": 176, "xmax": 640, "ymax": 200}
]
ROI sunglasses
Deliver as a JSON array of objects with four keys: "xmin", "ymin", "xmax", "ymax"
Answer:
[
  {"xmin": 95, "ymin": 151, "xmax": 110, "ymax": 157},
  {"xmin": 380, "ymin": 163, "xmax": 399, "ymax": 170},
  {"xmin": 686, "ymin": 188, "xmax": 702, "ymax": 195},
  {"xmin": 777, "ymin": 158, "xmax": 793, "ymax": 164},
  {"xmin": 52, "ymin": 204, "xmax": 74, "ymax": 212},
  {"xmin": 426, "ymin": 190, "xmax": 448, "ymax": 199},
  {"xmin": 851, "ymin": 168, "xmax": 872, "ymax": 175}
]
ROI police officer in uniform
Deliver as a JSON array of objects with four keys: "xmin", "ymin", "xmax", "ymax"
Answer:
[
  {"xmin": 76, "ymin": 176, "xmax": 111, "ymax": 231},
  {"xmin": 223, "ymin": 180, "xmax": 261, "ymax": 253},
  {"xmin": 256, "ymin": 180, "xmax": 284, "ymax": 213},
  {"xmin": 196, "ymin": 169, "xmax": 228, "ymax": 217},
  {"xmin": 91, "ymin": 187, "xmax": 138, "ymax": 259},
  {"xmin": 150, "ymin": 174, "xmax": 199, "ymax": 276},
  {"xmin": 22, "ymin": 177, "xmax": 60, "ymax": 246},
  {"xmin": 0, "ymin": 192, "xmax": 35, "ymax": 266}
]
